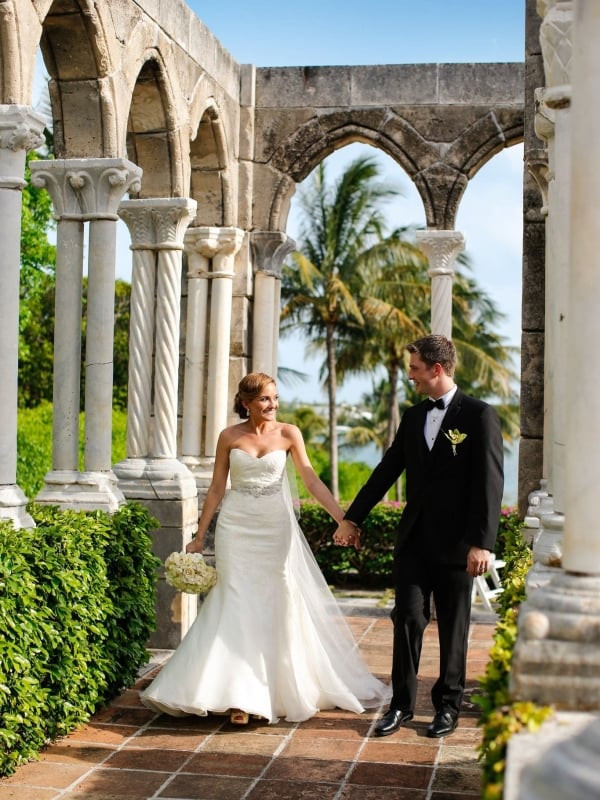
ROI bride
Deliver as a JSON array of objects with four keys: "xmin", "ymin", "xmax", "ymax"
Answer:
[{"xmin": 141, "ymin": 372, "xmax": 390, "ymax": 725}]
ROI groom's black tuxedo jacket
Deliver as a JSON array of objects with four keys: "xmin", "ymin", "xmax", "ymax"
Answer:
[{"xmin": 345, "ymin": 389, "xmax": 504, "ymax": 564}]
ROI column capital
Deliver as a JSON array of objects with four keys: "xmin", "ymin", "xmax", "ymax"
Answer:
[
  {"xmin": 185, "ymin": 226, "xmax": 245, "ymax": 260},
  {"xmin": 415, "ymin": 229, "xmax": 465, "ymax": 276},
  {"xmin": 30, "ymin": 157, "xmax": 142, "ymax": 221},
  {"xmin": 250, "ymin": 230, "xmax": 296, "ymax": 278},
  {"xmin": 118, "ymin": 197, "xmax": 197, "ymax": 250},
  {"xmin": 0, "ymin": 105, "xmax": 46, "ymax": 153}
]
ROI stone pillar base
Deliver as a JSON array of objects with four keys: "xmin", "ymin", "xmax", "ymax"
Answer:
[
  {"xmin": 504, "ymin": 711, "xmax": 597, "ymax": 800},
  {"xmin": 533, "ymin": 511, "xmax": 564, "ymax": 566},
  {"xmin": 114, "ymin": 457, "xmax": 199, "ymax": 649},
  {"xmin": 511, "ymin": 572, "xmax": 600, "ymax": 709},
  {"xmin": 0, "ymin": 484, "xmax": 35, "ymax": 529},
  {"xmin": 180, "ymin": 455, "xmax": 215, "ymax": 491},
  {"xmin": 35, "ymin": 469, "xmax": 125, "ymax": 512}
]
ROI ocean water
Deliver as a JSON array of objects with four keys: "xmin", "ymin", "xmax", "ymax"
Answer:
[{"xmin": 341, "ymin": 440, "xmax": 518, "ymax": 507}]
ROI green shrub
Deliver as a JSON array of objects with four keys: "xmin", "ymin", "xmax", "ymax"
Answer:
[
  {"xmin": 0, "ymin": 502, "xmax": 159, "ymax": 777},
  {"xmin": 17, "ymin": 404, "xmax": 128, "ymax": 500},
  {"xmin": 300, "ymin": 500, "xmax": 400, "ymax": 586},
  {"xmin": 473, "ymin": 512, "xmax": 554, "ymax": 799}
]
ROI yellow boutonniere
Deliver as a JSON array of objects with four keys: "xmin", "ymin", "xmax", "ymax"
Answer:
[{"xmin": 444, "ymin": 428, "xmax": 467, "ymax": 456}]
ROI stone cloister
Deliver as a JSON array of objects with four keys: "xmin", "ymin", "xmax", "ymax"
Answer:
[{"xmin": 1, "ymin": 0, "xmax": 600, "ymax": 791}]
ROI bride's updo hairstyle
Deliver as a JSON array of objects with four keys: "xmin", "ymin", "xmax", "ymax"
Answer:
[{"xmin": 233, "ymin": 372, "xmax": 276, "ymax": 419}]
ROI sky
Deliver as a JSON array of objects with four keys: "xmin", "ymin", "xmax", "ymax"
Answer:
[{"xmin": 181, "ymin": 0, "xmax": 526, "ymax": 406}]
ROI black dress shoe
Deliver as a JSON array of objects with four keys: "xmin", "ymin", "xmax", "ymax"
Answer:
[
  {"xmin": 427, "ymin": 710, "xmax": 458, "ymax": 738},
  {"xmin": 373, "ymin": 708, "xmax": 414, "ymax": 737}
]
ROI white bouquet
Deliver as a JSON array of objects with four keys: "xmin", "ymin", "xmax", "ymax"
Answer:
[{"xmin": 164, "ymin": 551, "xmax": 217, "ymax": 595}]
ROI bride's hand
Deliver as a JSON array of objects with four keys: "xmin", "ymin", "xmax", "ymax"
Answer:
[{"xmin": 186, "ymin": 538, "xmax": 204, "ymax": 554}]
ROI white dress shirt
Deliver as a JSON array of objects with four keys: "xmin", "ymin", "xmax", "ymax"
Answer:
[{"xmin": 424, "ymin": 385, "xmax": 457, "ymax": 450}]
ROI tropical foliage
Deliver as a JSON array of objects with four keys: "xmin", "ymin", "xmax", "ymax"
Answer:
[
  {"xmin": 19, "ymin": 148, "xmax": 131, "ymax": 411},
  {"xmin": 281, "ymin": 156, "xmax": 399, "ymax": 498},
  {"xmin": 282, "ymin": 152, "xmax": 520, "ymax": 499}
]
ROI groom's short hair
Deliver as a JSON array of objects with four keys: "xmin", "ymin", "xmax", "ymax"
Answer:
[{"xmin": 407, "ymin": 335, "xmax": 457, "ymax": 376}]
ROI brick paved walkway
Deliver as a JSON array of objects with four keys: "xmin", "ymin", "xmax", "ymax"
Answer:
[{"xmin": 0, "ymin": 603, "xmax": 496, "ymax": 800}]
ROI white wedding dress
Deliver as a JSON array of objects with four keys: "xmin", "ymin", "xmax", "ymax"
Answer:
[{"xmin": 141, "ymin": 448, "xmax": 390, "ymax": 723}]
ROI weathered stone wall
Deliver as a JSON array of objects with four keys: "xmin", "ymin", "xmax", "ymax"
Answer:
[{"xmin": 252, "ymin": 62, "xmax": 524, "ymax": 232}]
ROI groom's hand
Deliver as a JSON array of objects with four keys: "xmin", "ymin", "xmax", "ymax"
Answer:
[
  {"xmin": 466, "ymin": 546, "xmax": 492, "ymax": 577},
  {"xmin": 333, "ymin": 520, "xmax": 361, "ymax": 550}
]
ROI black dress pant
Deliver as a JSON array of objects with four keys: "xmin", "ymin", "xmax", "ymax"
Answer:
[{"xmin": 390, "ymin": 545, "xmax": 473, "ymax": 716}]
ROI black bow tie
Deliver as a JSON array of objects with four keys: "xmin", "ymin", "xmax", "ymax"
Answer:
[{"xmin": 426, "ymin": 398, "xmax": 445, "ymax": 411}]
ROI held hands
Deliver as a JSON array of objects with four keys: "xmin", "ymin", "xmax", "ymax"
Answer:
[
  {"xmin": 333, "ymin": 520, "xmax": 361, "ymax": 550},
  {"xmin": 466, "ymin": 546, "xmax": 492, "ymax": 577}
]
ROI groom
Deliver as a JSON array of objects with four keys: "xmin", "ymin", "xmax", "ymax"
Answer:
[{"xmin": 334, "ymin": 334, "xmax": 503, "ymax": 738}]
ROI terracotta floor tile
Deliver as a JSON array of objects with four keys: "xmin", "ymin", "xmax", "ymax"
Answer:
[
  {"xmin": 338, "ymin": 787, "xmax": 427, "ymax": 800},
  {"xmin": 102, "ymin": 748, "xmax": 191, "ymax": 771},
  {"xmin": 89, "ymin": 707, "xmax": 156, "ymax": 726},
  {"xmin": 64, "ymin": 723, "xmax": 139, "ymax": 746},
  {"xmin": 431, "ymin": 765, "xmax": 482, "ymax": 793},
  {"xmin": 201, "ymin": 732, "xmax": 284, "ymax": 756},
  {"xmin": 1, "ymin": 763, "xmax": 89, "ymax": 790},
  {"xmin": 157, "ymin": 772, "xmax": 253, "ymax": 799},
  {"xmin": 292, "ymin": 716, "xmax": 371, "ymax": 740},
  {"xmin": 0, "ymin": 788, "xmax": 59, "ymax": 800},
  {"xmin": 245, "ymin": 778, "xmax": 339, "ymax": 800},
  {"xmin": 431, "ymin": 792, "xmax": 480, "ymax": 800},
  {"xmin": 348, "ymin": 761, "xmax": 433, "ymax": 790},
  {"xmin": 359, "ymin": 740, "xmax": 439, "ymax": 765},
  {"xmin": 38, "ymin": 743, "xmax": 115, "ymax": 766},
  {"xmin": 123, "ymin": 728, "xmax": 207, "ymax": 750},
  {"xmin": 280, "ymin": 736, "xmax": 361, "ymax": 761},
  {"xmin": 1, "ymin": 615, "xmax": 496, "ymax": 800},
  {"xmin": 184, "ymin": 752, "xmax": 271, "ymax": 776},
  {"xmin": 146, "ymin": 714, "xmax": 224, "ymax": 733},
  {"xmin": 68, "ymin": 767, "xmax": 168, "ymax": 797},
  {"xmin": 437, "ymin": 745, "xmax": 481, "ymax": 766},
  {"xmin": 263, "ymin": 756, "xmax": 349, "ymax": 782}
]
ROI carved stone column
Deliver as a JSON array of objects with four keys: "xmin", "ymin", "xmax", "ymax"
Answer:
[
  {"xmin": 524, "ymin": 0, "xmax": 573, "ymax": 567},
  {"xmin": 182, "ymin": 227, "xmax": 244, "ymax": 470},
  {"xmin": 180, "ymin": 229, "xmax": 211, "ymax": 483},
  {"xmin": 511, "ymin": 0, "xmax": 600, "ymax": 711},
  {"xmin": 30, "ymin": 158, "xmax": 142, "ymax": 512},
  {"xmin": 250, "ymin": 231, "xmax": 295, "ymax": 375},
  {"xmin": 114, "ymin": 198, "xmax": 198, "ymax": 649},
  {"xmin": 415, "ymin": 229, "xmax": 465, "ymax": 337},
  {"xmin": 0, "ymin": 105, "xmax": 45, "ymax": 528}
]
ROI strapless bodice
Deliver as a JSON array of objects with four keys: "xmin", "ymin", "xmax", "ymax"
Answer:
[{"xmin": 228, "ymin": 448, "xmax": 287, "ymax": 497}]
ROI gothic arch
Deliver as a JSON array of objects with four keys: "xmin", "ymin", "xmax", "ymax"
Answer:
[
  {"xmin": 262, "ymin": 102, "xmax": 523, "ymax": 232},
  {"xmin": 39, "ymin": 0, "xmax": 118, "ymax": 156},
  {"xmin": 125, "ymin": 51, "xmax": 187, "ymax": 198},
  {"xmin": 189, "ymin": 97, "xmax": 233, "ymax": 226}
]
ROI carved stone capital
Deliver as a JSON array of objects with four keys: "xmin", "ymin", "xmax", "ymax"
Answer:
[
  {"xmin": 415, "ymin": 229, "xmax": 465, "ymax": 276},
  {"xmin": 250, "ymin": 230, "xmax": 296, "ymax": 278},
  {"xmin": 0, "ymin": 105, "xmax": 46, "ymax": 153},
  {"xmin": 30, "ymin": 158, "xmax": 143, "ymax": 221},
  {"xmin": 185, "ymin": 226, "xmax": 245, "ymax": 260},
  {"xmin": 119, "ymin": 198, "xmax": 197, "ymax": 250}
]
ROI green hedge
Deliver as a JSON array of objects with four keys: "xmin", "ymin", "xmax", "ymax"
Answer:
[
  {"xmin": 473, "ymin": 510, "xmax": 554, "ymax": 799},
  {"xmin": 300, "ymin": 500, "xmax": 400, "ymax": 586},
  {"xmin": 300, "ymin": 501, "xmax": 519, "ymax": 588},
  {"xmin": 0, "ymin": 501, "xmax": 159, "ymax": 777}
]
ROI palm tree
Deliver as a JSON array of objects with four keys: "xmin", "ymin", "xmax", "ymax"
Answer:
[
  {"xmin": 337, "ymin": 226, "xmax": 430, "ymax": 447},
  {"xmin": 281, "ymin": 155, "xmax": 398, "ymax": 498},
  {"xmin": 338, "ymin": 245, "xmax": 519, "ymax": 499}
]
